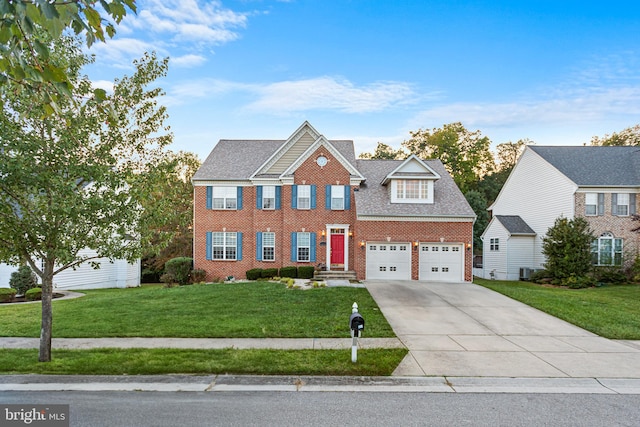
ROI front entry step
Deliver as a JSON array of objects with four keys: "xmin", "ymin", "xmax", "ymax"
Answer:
[{"xmin": 314, "ymin": 270, "xmax": 357, "ymax": 281}]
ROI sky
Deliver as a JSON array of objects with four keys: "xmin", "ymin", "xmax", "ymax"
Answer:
[{"xmin": 85, "ymin": 0, "xmax": 640, "ymax": 160}]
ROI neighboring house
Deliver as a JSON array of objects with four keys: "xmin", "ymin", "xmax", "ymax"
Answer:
[
  {"xmin": 192, "ymin": 122, "xmax": 475, "ymax": 282},
  {"xmin": 0, "ymin": 250, "xmax": 140, "ymax": 290},
  {"xmin": 481, "ymin": 145, "xmax": 640, "ymax": 280}
]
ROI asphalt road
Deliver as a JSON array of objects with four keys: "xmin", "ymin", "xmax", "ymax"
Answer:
[{"xmin": 2, "ymin": 391, "xmax": 639, "ymax": 427}]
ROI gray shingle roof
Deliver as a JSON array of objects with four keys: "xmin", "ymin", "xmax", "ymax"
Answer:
[
  {"xmin": 529, "ymin": 145, "xmax": 640, "ymax": 186},
  {"xmin": 495, "ymin": 215, "xmax": 536, "ymax": 235},
  {"xmin": 354, "ymin": 159, "xmax": 475, "ymax": 218}
]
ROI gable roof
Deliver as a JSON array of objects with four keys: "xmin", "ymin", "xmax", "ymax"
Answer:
[
  {"xmin": 529, "ymin": 145, "xmax": 640, "ymax": 187},
  {"xmin": 380, "ymin": 154, "xmax": 440, "ymax": 185},
  {"xmin": 354, "ymin": 159, "xmax": 475, "ymax": 218},
  {"xmin": 494, "ymin": 215, "xmax": 536, "ymax": 236}
]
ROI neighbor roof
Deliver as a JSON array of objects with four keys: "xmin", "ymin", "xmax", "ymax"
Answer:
[
  {"xmin": 494, "ymin": 215, "xmax": 536, "ymax": 236},
  {"xmin": 529, "ymin": 145, "xmax": 640, "ymax": 186}
]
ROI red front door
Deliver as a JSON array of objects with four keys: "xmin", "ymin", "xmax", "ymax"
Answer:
[{"xmin": 331, "ymin": 234, "xmax": 345, "ymax": 264}]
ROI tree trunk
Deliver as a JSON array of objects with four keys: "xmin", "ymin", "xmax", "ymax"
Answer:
[{"xmin": 38, "ymin": 260, "xmax": 54, "ymax": 362}]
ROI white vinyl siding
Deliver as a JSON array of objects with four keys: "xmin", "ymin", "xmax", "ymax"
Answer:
[
  {"xmin": 490, "ymin": 147, "xmax": 577, "ymax": 269},
  {"xmin": 482, "ymin": 220, "xmax": 509, "ymax": 280}
]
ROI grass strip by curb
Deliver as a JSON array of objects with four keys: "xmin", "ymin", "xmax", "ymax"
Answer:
[{"xmin": 0, "ymin": 348, "xmax": 408, "ymax": 376}]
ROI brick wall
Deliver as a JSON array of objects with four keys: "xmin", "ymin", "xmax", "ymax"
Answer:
[{"xmin": 575, "ymin": 192, "xmax": 640, "ymax": 267}]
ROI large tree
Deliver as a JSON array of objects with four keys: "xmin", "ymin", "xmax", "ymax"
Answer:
[
  {"xmin": 140, "ymin": 150, "xmax": 201, "ymax": 276},
  {"xmin": 359, "ymin": 142, "xmax": 405, "ymax": 159},
  {"xmin": 590, "ymin": 124, "xmax": 640, "ymax": 146},
  {"xmin": 0, "ymin": 36, "xmax": 172, "ymax": 362},
  {"xmin": 402, "ymin": 122, "xmax": 495, "ymax": 194},
  {"xmin": 0, "ymin": 0, "xmax": 136, "ymax": 113}
]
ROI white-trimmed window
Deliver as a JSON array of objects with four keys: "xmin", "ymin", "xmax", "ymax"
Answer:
[
  {"xmin": 297, "ymin": 232, "xmax": 310, "ymax": 262},
  {"xmin": 262, "ymin": 232, "xmax": 275, "ymax": 261},
  {"xmin": 212, "ymin": 187, "xmax": 237, "ymax": 210},
  {"xmin": 212, "ymin": 232, "xmax": 237, "ymax": 260},
  {"xmin": 262, "ymin": 186, "xmax": 275, "ymax": 210},
  {"xmin": 615, "ymin": 193, "xmax": 630, "ymax": 216},
  {"xmin": 585, "ymin": 193, "xmax": 598, "ymax": 216},
  {"xmin": 297, "ymin": 185, "xmax": 310, "ymax": 210},
  {"xmin": 331, "ymin": 185, "xmax": 344, "ymax": 210},
  {"xmin": 392, "ymin": 179, "xmax": 432, "ymax": 203},
  {"xmin": 591, "ymin": 232, "xmax": 623, "ymax": 266},
  {"xmin": 490, "ymin": 238, "xmax": 499, "ymax": 251}
]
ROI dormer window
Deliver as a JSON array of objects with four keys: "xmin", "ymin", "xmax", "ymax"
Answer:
[{"xmin": 391, "ymin": 179, "xmax": 433, "ymax": 204}]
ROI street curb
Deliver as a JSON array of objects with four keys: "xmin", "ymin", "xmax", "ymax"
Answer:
[{"xmin": 1, "ymin": 375, "xmax": 639, "ymax": 394}]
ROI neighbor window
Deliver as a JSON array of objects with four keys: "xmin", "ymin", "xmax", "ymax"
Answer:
[
  {"xmin": 585, "ymin": 193, "xmax": 598, "ymax": 216},
  {"xmin": 297, "ymin": 185, "xmax": 310, "ymax": 210},
  {"xmin": 591, "ymin": 232, "xmax": 623, "ymax": 266},
  {"xmin": 262, "ymin": 232, "xmax": 275, "ymax": 261},
  {"xmin": 615, "ymin": 193, "xmax": 630, "ymax": 216},
  {"xmin": 212, "ymin": 187, "xmax": 237, "ymax": 210},
  {"xmin": 331, "ymin": 185, "xmax": 344, "ymax": 210},
  {"xmin": 212, "ymin": 232, "xmax": 237, "ymax": 260},
  {"xmin": 490, "ymin": 238, "xmax": 499, "ymax": 251}
]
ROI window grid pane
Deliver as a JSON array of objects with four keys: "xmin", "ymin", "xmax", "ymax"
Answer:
[
  {"xmin": 262, "ymin": 186, "xmax": 275, "ymax": 209},
  {"xmin": 211, "ymin": 232, "xmax": 237, "ymax": 260}
]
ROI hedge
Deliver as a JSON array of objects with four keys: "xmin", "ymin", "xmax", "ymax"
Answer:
[
  {"xmin": 279, "ymin": 266, "xmax": 297, "ymax": 278},
  {"xmin": 246, "ymin": 268, "xmax": 262, "ymax": 280},
  {"xmin": 0, "ymin": 288, "xmax": 16, "ymax": 303},
  {"xmin": 25, "ymin": 287, "xmax": 42, "ymax": 301},
  {"xmin": 261, "ymin": 268, "xmax": 278, "ymax": 279},
  {"xmin": 298, "ymin": 266, "xmax": 315, "ymax": 279}
]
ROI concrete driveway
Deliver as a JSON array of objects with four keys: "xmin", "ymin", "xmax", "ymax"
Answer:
[{"xmin": 364, "ymin": 280, "xmax": 640, "ymax": 378}]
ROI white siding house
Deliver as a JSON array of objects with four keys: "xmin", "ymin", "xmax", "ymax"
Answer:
[
  {"xmin": 481, "ymin": 145, "xmax": 640, "ymax": 280},
  {"xmin": 0, "ymin": 250, "xmax": 140, "ymax": 291}
]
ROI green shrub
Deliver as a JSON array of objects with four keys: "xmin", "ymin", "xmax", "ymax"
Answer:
[
  {"xmin": 160, "ymin": 272, "xmax": 177, "ymax": 287},
  {"xmin": 542, "ymin": 217, "xmax": 594, "ymax": 280},
  {"xmin": 530, "ymin": 269, "xmax": 553, "ymax": 283},
  {"xmin": 25, "ymin": 287, "xmax": 42, "ymax": 301},
  {"xmin": 246, "ymin": 269, "xmax": 263, "ymax": 280},
  {"xmin": 630, "ymin": 255, "xmax": 640, "ymax": 283},
  {"xmin": 0, "ymin": 288, "xmax": 16, "ymax": 303},
  {"xmin": 9, "ymin": 265, "xmax": 38, "ymax": 295},
  {"xmin": 279, "ymin": 266, "xmax": 297, "ymax": 278},
  {"xmin": 286, "ymin": 278, "xmax": 295, "ymax": 288},
  {"xmin": 594, "ymin": 267, "xmax": 627, "ymax": 284},
  {"xmin": 298, "ymin": 266, "xmax": 315, "ymax": 279},
  {"xmin": 164, "ymin": 257, "xmax": 193, "ymax": 286},
  {"xmin": 261, "ymin": 268, "xmax": 278, "ymax": 279},
  {"xmin": 190, "ymin": 269, "xmax": 207, "ymax": 283},
  {"xmin": 561, "ymin": 275, "xmax": 596, "ymax": 289}
]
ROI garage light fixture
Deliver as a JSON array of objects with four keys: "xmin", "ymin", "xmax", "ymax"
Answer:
[{"xmin": 359, "ymin": 240, "xmax": 365, "ymax": 248}]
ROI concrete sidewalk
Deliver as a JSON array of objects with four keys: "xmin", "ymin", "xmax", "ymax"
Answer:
[{"xmin": 364, "ymin": 280, "xmax": 640, "ymax": 379}]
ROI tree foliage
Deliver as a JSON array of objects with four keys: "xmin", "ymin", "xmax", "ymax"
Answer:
[
  {"xmin": 590, "ymin": 124, "xmax": 640, "ymax": 146},
  {"xmin": 0, "ymin": 36, "xmax": 171, "ymax": 362},
  {"xmin": 465, "ymin": 190, "xmax": 489, "ymax": 251},
  {"xmin": 359, "ymin": 142, "xmax": 405, "ymax": 159},
  {"xmin": 542, "ymin": 217, "xmax": 594, "ymax": 279},
  {"xmin": 402, "ymin": 122, "xmax": 495, "ymax": 194},
  {"xmin": 0, "ymin": 0, "xmax": 136, "ymax": 114}
]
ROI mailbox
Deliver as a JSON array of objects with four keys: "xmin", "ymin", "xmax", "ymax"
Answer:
[{"xmin": 349, "ymin": 312, "xmax": 365, "ymax": 337}]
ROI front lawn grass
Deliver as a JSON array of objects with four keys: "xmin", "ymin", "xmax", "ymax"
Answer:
[
  {"xmin": 474, "ymin": 278, "xmax": 640, "ymax": 339},
  {"xmin": 0, "ymin": 282, "xmax": 395, "ymax": 338},
  {"xmin": 0, "ymin": 348, "xmax": 408, "ymax": 376}
]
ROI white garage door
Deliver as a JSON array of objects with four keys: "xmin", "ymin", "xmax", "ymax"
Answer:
[
  {"xmin": 366, "ymin": 242, "xmax": 411, "ymax": 280},
  {"xmin": 419, "ymin": 243, "xmax": 463, "ymax": 282}
]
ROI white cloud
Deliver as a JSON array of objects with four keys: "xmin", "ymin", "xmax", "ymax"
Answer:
[
  {"xmin": 246, "ymin": 77, "xmax": 417, "ymax": 114},
  {"xmin": 171, "ymin": 54, "xmax": 207, "ymax": 68},
  {"xmin": 89, "ymin": 38, "xmax": 160, "ymax": 69},
  {"xmin": 91, "ymin": 80, "xmax": 115, "ymax": 93}
]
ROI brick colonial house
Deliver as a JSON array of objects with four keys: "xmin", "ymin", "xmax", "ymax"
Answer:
[
  {"xmin": 481, "ymin": 145, "xmax": 640, "ymax": 280},
  {"xmin": 192, "ymin": 122, "xmax": 475, "ymax": 282}
]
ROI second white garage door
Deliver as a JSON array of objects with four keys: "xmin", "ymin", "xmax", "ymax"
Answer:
[
  {"xmin": 366, "ymin": 243, "xmax": 411, "ymax": 280},
  {"xmin": 419, "ymin": 243, "xmax": 464, "ymax": 282}
]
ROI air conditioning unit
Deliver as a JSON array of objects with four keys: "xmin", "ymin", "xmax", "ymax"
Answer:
[{"xmin": 519, "ymin": 267, "xmax": 532, "ymax": 280}]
